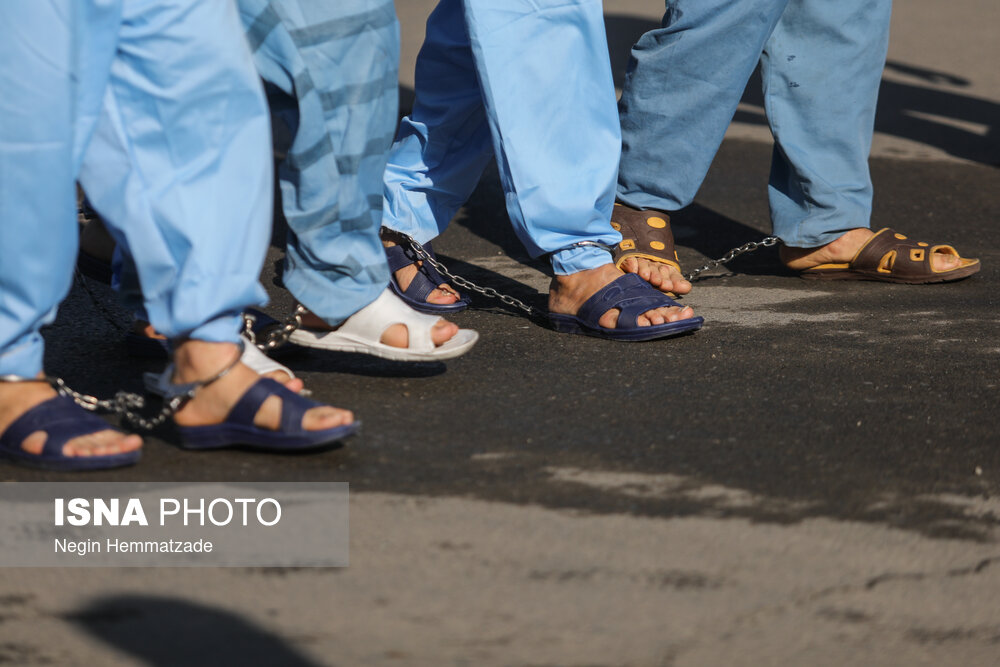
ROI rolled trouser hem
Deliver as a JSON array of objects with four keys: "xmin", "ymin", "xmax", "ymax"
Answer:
[
  {"xmin": 614, "ymin": 191, "xmax": 680, "ymax": 214},
  {"xmin": 283, "ymin": 268, "xmax": 389, "ymax": 329},
  {"xmin": 775, "ymin": 222, "xmax": 872, "ymax": 249},
  {"xmin": 551, "ymin": 246, "xmax": 615, "ymax": 276},
  {"xmin": 0, "ymin": 335, "xmax": 45, "ymax": 378},
  {"xmin": 380, "ymin": 218, "xmax": 439, "ymax": 247}
]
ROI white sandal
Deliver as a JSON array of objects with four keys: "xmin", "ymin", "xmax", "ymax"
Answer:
[
  {"xmin": 288, "ymin": 289, "xmax": 479, "ymax": 361},
  {"xmin": 240, "ymin": 338, "xmax": 297, "ymax": 381}
]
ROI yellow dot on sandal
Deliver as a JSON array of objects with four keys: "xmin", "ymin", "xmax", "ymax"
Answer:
[
  {"xmin": 611, "ymin": 222, "xmax": 621, "ymax": 231},
  {"xmin": 650, "ymin": 241, "xmax": 666, "ymax": 250},
  {"xmin": 894, "ymin": 233, "xmax": 907, "ymax": 240},
  {"xmin": 918, "ymin": 241, "xmax": 929, "ymax": 247},
  {"xmin": 646, "ymin": 217, "xmax": 667, "ymax": 229}
]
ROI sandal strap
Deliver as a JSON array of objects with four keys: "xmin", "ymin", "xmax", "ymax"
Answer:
[
  {"xmin": 852, "ymin": 228, "xmax": 937, "ymax": 279},
  {"xmin": 0, "ymin": 396, "xmax": 113, "ymax": 457},
  {"xmin": 385, "ymin": 242, "xmax": 449, "ymax": 303},
  {"xmin": 385, "ymin": 242, "xmax": 421, "ymax": 273},
  {"xmin": 227, "ymin": 378, "xmax": 319, "ymax": 435},
  {"xmin": 338, "ymin": 289, "xmax": 438, "ymax": 352},
  {"xmin": 610, "ymin": 203, "xmax": 681, "ymax": 272},
  {"xmin": 576, "ymin": 274, "xmax": 681, "ymax": 329}
]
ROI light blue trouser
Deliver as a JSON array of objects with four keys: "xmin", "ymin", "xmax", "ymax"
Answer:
[
  {"xmin": 89, "ymin": 0, "xmax": 400, "ymax": 327},
  {"xmin": 382, "ymin": 0, "xmax": 622, "ymax": 275},
  {"xmin": 0, "ymin": 0, "xmax": 271, "ymax": 378},
  {"xmin": 616, "ymin": 0, "xmax": 893, "ymax": 248}
]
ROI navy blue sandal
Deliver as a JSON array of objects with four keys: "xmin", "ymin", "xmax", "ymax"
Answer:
[
  {"xmin": 177, "ymin": 378, "xmax": 358, "ymax": 451},
  {"xmin": 0, "ymin": 395, "xmax": 141, "ymax": 471},
  {"xmin": 385, "ymin": 241, "xmax": 470, "ymax": 314},
  {"xmin": 548, "ymin": 273, "xmax": 704, "ymax": 341}
]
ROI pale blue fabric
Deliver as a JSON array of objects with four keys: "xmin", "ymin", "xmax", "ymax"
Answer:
[
  {"xmin": 89, "ymin": 0, "xmax": 400, "ymax": 327},
  {"xmin": 0, "ymin": 0, "xmax": 271, "ymax": 377},
  {"xmin": 239, "ymin": 0, "xmax": 399, "ymax": 325},
  {"xmin": 382, "ymin": 0, "xmax": 622, "ymax": 276},
  {"xmin": 616, "ymin": 0, "xmax": 893, "ymax": 247}
]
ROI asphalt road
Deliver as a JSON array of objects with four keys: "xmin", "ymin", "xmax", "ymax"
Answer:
[{"xmin": 1, "ymin": 2, "xmax": 998, "ymax": 666}]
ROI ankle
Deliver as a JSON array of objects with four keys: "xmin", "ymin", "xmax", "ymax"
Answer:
[
  {"xmin": 172, "ymin": 340, "xmax": 242, "ymax": 384},
  {"xmin": 0, "ymin": 376, "xmax": 56, "ymax": 430},
  {"xmin": 780, "ymin": 228, "xmax": 874, "ymax": 269},
  {"xmin": 551, "ymin": 264, "xmax": 619, "ymax": 293}
]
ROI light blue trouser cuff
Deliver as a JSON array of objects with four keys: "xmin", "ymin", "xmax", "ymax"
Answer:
[
  {"xmin": 182, "ymin": 313, "xmax": 244, "ymax": 346},
  {"xmin": 551, "ymin": 246, "xmax": 615, "ymax": 276},
  {"xmin": 282, "ymin": 258, "xmax": 386, "ymax": 328},
  {"xmin": 0, "ymin": 335, "xmax": 45, "ymax": 379}
]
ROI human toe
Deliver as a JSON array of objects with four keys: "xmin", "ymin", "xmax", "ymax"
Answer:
[
  {"xmin": 431, "ymin": 319, "xmax": 459, "ymax": 345},
  {"xmin": 426, "ymin": 286, "xmax": 460, "ymax": 305},
  {"xmin": 65, "ymin": 431, "xmax": 142, "ymax": 457},
  {"xmin": 303, "ymin": 406, "xmax": 354, "ymax": 431},
  {"xmin": 931, "ymin": 248, "xmax": 963, "ymax": 272}
]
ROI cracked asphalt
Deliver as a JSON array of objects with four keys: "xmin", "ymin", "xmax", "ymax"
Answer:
[{"xmin": 1, "ymin": 1, "xmax": 998, "ymax": 665}]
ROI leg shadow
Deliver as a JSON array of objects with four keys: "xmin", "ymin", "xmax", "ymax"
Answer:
[{"xmin": 66, "ymin": 595, "xmax": 324, "ymax": 666}]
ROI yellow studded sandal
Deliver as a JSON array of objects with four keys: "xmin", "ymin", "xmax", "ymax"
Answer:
[{"xmin": 800, "ymin": 228, "xmax": 980, "ymax": 284}]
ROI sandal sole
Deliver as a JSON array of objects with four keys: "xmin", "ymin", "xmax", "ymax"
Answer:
[
  {"xmin": 0, "ymin": 447, "xmax": 141, "ymax": 471},
  {"xmin": 801, "ymin": 262, "xmax": 980, "ymax": 284},
  {"xmin": 288, "ymin": 329, "xmax": 478, "ymax": 361},
  {"xmin": 549, "ymin": 314, "xmax": 704, "ymax": 342},
  {"xmin": 178, "ymin": 421, "xmax": 359, "ymax": 451}
]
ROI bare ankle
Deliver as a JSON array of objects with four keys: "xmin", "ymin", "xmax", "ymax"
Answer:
[{"xmin": 172, "ymin": 340, "xmax": 242, "ymax": 384}]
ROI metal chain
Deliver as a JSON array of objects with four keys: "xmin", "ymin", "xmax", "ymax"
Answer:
[
  {"xmin": 396, "ymin": 230, "xmax": 781, "ymax": 317},
  {"xmin": 684, "ymin": 236, "xmax": 780, "ymax": 281},
  {"xmin": 243, "ymin": 305, "xmax": 307, "ymax": 352},
  {"xmin": 395, "ymin": 232, "xmax": 545, "ymax": 317},
  {"xmin": 37, "ymin": 342, "xmax": 241, "ymax": 430},
  {"xmin": 51, "ymin": 377, "xmax": 189, "ymax": 430}
]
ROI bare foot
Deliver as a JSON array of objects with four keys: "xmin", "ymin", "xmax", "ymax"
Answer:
[
  {"xmin": 299, "ymin": 309, "xmax": 459, "ymax": 349},
  {"xmin": 381, "ymin": 237, "xmax": 460, "ymax": 306},
  {"xmin": 619, "ymin": 256, "xmax": 692, "ymax": 295},
  {"xmin": 780, "ymin": 228, "xmax": 963, "ymax": 272},
  {"xmin": 548, "ymin": 264, "xmax": 696, "ymax": 329},
  {"xmin": 0, "ymin": 377, "xmax": 142, "ymax": 459},
  {"xmin": 171, "ymin": 341, "xmax": 352, "ymax": 431}
]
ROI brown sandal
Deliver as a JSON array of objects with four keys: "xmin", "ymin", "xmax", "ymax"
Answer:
[
  {"xmin": 609, "ymin": 203, "xmax": 682, "ymax": 273},
  {"xmin": 800, "ymin": 228, "xmax": 980, "ymax": 284}
]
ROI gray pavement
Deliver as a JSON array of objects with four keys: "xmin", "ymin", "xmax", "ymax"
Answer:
[{"xmin": 2, "ymin": 2, "xmax": 999, "ymax": 666}]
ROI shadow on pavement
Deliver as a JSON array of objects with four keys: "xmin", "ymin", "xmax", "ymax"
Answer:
[{"xmin": 65, "ymin": 595, "xmax": 323, "ymax": 666}]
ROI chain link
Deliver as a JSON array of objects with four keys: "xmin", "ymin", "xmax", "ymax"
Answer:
[
  {"xmin": 395, "ymin": 232, "xmax": 545, "ymax": 317},
  {"xmin": 684, "ymin": 236, "xmax": 780, "ymax": 281},
  {"xmin": 51, "ymin": 377, "xmax": 188, "ymax": 430},
  {"xmin": 397, "ymin": 230, "xmax": 781, "ymax": 316},
  {"xmin": 243, "ymin": 305, "xmax": 307, "ymax": 352}
]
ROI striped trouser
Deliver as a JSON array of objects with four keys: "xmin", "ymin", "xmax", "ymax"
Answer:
[
  {"xmin": 240, "ymin": 0, "xmax": 399, "ymax": 324},
  {"xmin": 82, "ymin": 0, "xmax": 400, "ymax": 327}
]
